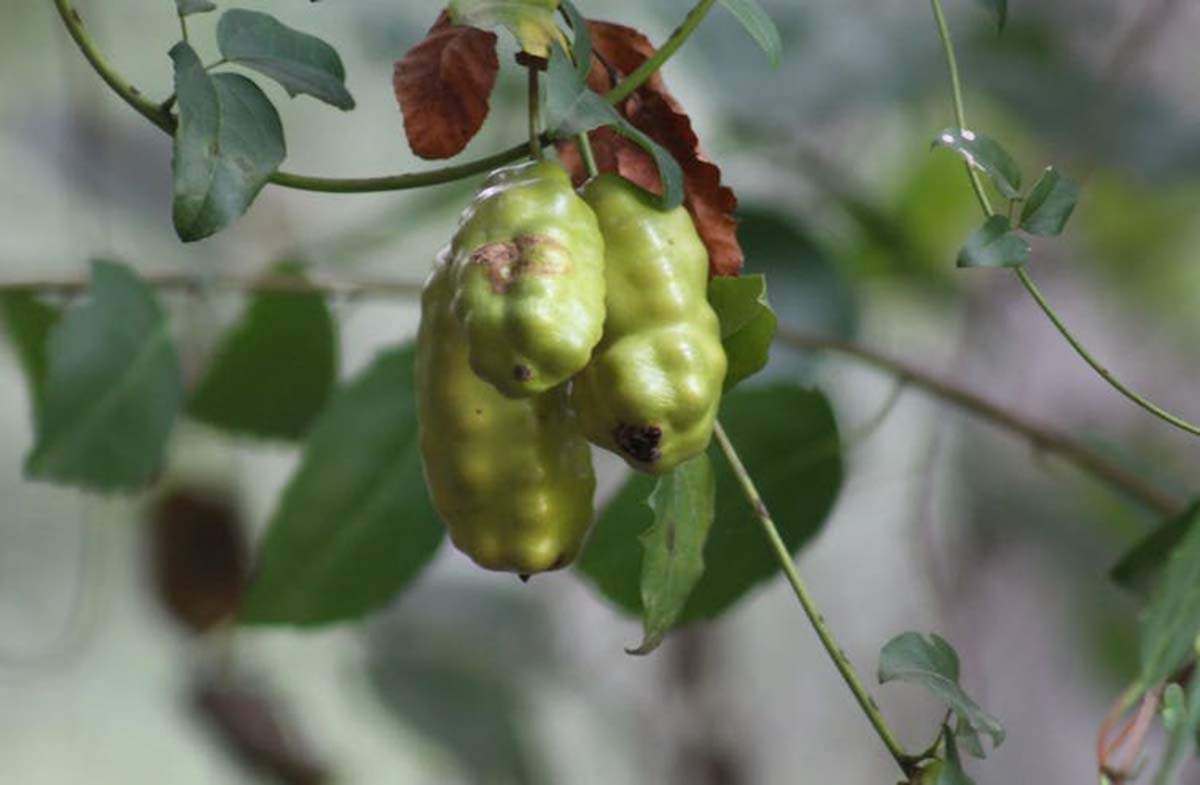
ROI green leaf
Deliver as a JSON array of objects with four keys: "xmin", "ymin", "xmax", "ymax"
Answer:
[
  {"xmin": 719, "ymin": 0, "xmax": 782, "ymax": 67},
  {"xmin": 1019, "ymin": 166, "xmax": 1080, "ymax": 236},
  {"xmin": 956, "ymin": 215, "xmax": 1030, "ymax": 268},
  {"xmin": 578, "ymin": 385, "xmax": 842, "ymax": 623},
  {"xmin": 25, "ymin": 261, "xmax": 183, "ymax": 491},
  {"xmin": 544, "ymin": 47, "xmax": 684, "ymax": 209},
  {"xmin": 188, "ymin": 270, "xmax": 337, "ymax": 441},
  {"xmin": 240, "ymin": 345, "xmax": 444, "ymax": 626},
  {"xmin": 1111, "ymin": 503, "xmax": 1200, "ymax": 594},
  {"xmin": 628, "ymin": 454, "xmax": 716, "ymax": 655},
  {"xmin": 558, "ymin": 0, "xmax": 591, "ymax": 81},
  {"xmin": 938, "ymin": 729, "xmax": 977, "ymax": 785},
  {"xmin": 878, "ymin": 632, "xmax": 1005, "ymax": 755},
  {"xmin": 216, "ymin": 9, "xmax": 355, "ymax": 111},
  {"xmin": 708, "ymin": 274, "xmax": 777, "ymax": 391},
  {"xmin": 973, "ymin": 0, "xmax": 1007, "ymax": 32},
  {"xmin": 1, "ymin": 291, "xmax": 61, "ymax": 419},
  {"xmin": 1138, "ymin": 506, "xmax": 1200, "ymax": 689},
  {"xmin": 1154, "ymin": 677, "xmax": 1200, "ymax": 785},
  {"xmin": 170, "ymin": 42, "xmax": 286, "ymax": 243},
  {"xmin": 449, "ymin": 0, "xmax": 565, "ymax": 57},
  {"xmin": 932, "ymin": 128, "xmax": 1022, "ymax": 198},
  {"xmin": 176, "ymin": 0, "xmax": 216, "ymax": 16}
]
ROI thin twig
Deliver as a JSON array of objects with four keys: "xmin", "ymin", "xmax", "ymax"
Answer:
[
  {"xmin": 712, "ymin": 421, "xmax": 916, "ymax": 778},
  {"xmin": 51, "ymin": 0, "xmax": 720, "ymax": 194},
  {"xmin": 927, "ymin": 0, "xmax": 1200, "ymax": 439}
]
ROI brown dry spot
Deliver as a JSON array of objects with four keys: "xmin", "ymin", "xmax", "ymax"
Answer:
[
  {"xmin": 513, "ymin": 364, "xmax": 533, "ymax": 382},
  {"xmin": 469, "ymin": 234, "xmax": 568, "ymax": 293},
  {"xmin": 613, "ymin": 423, "xmax": 663, "ymax": 464}
]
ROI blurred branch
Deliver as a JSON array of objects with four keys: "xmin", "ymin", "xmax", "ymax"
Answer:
[
  {"xmin": 51, "ymin": 0, "xmax": 718, "ymax": 194},
  {"xmin": 927, "ymin": 0, "xmax": 1200, "ymax": 440},
  {"xmin": 777, "ymin": 327, "xmax": 1184, "ymax": 519}
]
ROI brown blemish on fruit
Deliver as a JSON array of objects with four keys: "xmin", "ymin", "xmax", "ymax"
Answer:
[
  {"xmin": 613, "ymin": 423, "xmax": 663, "ymax": 464},
  {"xmin": 513, "ymin": 364, "xmax": 532, "ymax": 382},
  {"xmin": 469, "ymin": 235, "xmax": 568, "ymax": 293}
]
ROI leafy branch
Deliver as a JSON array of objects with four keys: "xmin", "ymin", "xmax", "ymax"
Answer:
[
  {"xmin": 926, "ymin": 0, "xmax": 1200, "ymax": 439},
  {"xmin": 51, "ymin": 0, "xmax": 719, "ymax": 195}
]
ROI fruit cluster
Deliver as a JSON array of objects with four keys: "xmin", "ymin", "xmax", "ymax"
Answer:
[{"xmin": 417, "ymin": 160, "xmax": 727, "ymax": 574}]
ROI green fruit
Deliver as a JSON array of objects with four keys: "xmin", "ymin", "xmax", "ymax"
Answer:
[
  {"xmin": 447, "ymin": 160, "xmax": 606, "ymax": 398},
  {"xmin": 417, "ymin": 252, "xmax": 596, "ymax": 574},
  {"xmin": 572, "ymin": 175, "xmax": 727, "ymax": 474}
]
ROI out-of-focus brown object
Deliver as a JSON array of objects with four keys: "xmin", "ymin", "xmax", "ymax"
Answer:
[
  {"xmin": 192, "ymin": 674, "xmax": 330, "ymax": 785},
  {"xmin": 149, "ymin": 487, "xmax": 248, "ymax": 633}
]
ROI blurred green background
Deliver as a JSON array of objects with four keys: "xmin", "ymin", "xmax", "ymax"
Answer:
[{"xmin": 2, "ymin": 0, "xmax": 1199, "ymax": 783}]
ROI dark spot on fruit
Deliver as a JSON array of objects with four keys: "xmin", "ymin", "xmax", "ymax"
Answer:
[
  {"xmin": 518, "ymin": 573, "xmax": 531, "ymax": 583},
  {"xmin": 513, "ymin": 364, "xmax": 532, "ymax": 382},
  {"xmin": 475, "ymin": 408, "xmax": 483, "ymax": 415},
  {"xmin": 613, "ymin": 423, "xmax": 663, "ymax": 464}
]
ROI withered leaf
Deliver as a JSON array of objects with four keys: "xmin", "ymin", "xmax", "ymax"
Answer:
[
  {"xmin": 394, "ymin": 13, "xmax": 499, "ymax": 160},
  {"xmin": 558, "ymin": 20, "xmax": 743, "ymax": 276}
]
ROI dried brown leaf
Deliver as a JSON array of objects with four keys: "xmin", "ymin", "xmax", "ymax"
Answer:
[
  {"xmin": 394, "ymin": 14, "xmax": 499, "ymax": 160},
  {"xmin": 556, "ymin": 21, "xmax": 742, "ymax": 275}
]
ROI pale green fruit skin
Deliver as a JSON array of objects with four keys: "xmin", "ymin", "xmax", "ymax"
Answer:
[
  {"xmin": 417, "ymin": 253, "xmax": 597, "ymax": 574},
  {"xmin": 448, "ymin": 160, "xmax": 606, "ymax": 398},
  {"xmin": 571, "ymin": 175, "xmax": 727, "ymax": 474}
]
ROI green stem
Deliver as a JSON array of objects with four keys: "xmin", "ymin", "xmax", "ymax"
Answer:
[
  {"xmin": 52, "ymin": 0, "xmax": 717, "ymax": 194},
  {"xmin": 576, "ymin": 132, "xmax": 600, "ymax": 178},
  {"xmin": 527, "ymin": 65, "xmax": 543, "ymax": 161},
  {"xmin": 1014, "ymin": 268, "xmax": 1200, "ymax": 436},
  {"xmin": 605, "ymin": 0, "xmax": 719, "ymax": 104},
  {"xmin": 713, "ymin": 421, "xmax": 915, "ymax": 778},
  {"xmin": 177, "ymin": 7, "xmax": 189, "ymax": 44},
  {"xmin": 927, "ymin": 0, "xmax": 1200, "ymax": 439}
]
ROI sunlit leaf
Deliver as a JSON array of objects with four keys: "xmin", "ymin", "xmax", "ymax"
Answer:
[
  {"xmin": 957, "ymin": 215, "xmax": 1030, "ymax": 268},
  {"xmin": 217, "ymin": 9, "xmax": 355, "ymax": 110},
  {"xmin": 932, "ymin": 127, "xmax": 1022, "ymax": 198},
  {"xmin": 26, "ymin": 261, "xmax": 182, "ymax": 491},
  {"xmin": 448, "ymin": 0, "xmax": 565, "ymax": 57}
]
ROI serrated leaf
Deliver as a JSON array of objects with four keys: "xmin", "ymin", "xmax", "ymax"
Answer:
[
  {"xmin": 176, "ymin": 0, "xmax": 216, "ymax": 16},
  {"xmin": 545, "ymin": 47, "xmax": 684, "ymax": 209},
  {"xmin": 878, "ymin": 632, "xmax": 1005, "ymax": 755},
  {"xmin": 708, "ymin": 274, "xmax": 777, "ymax": 391},
  {"xmin": 1111, "ymin": 503, "xmax": 1200, "ymax": 594},
  {"xmin": 578, "ymin": 385, "xmax": 842, "ymax": 622},
  {"xmin": 25, "ymin": 261, "xmax": 183, "ymax": 491},
  {"xmin": 932, "ymin": 128, "xmax": 1022, "ymax": 198},
  {"xmin": 1019, "ymin": 166, "xmax": 1080, "ymax": 236},
  {"xmin": 239, "ymin": 345, "xmax": 444, "ymax": 626},
  {"xmin": 956, "ymin": 215, "xmax": 1030, "ymax": 268},
  {"xmin": 1138, "ymin": 506, "xmax": 1200, "ymax": 689},
  {"xmin": 973, "ymin": 0, "xmax": 1007, "ymax": 31},
  {"xmin": 217, "ymin": 10, "xmax": 355, "ymax": 110},
  {"xmin": 170, "ymin": 42, "xmax": 286, "ymax": 242},
  {"xmin": 448, "ymin": 0, "xmax": 564, "ymax": 57},
  {"xmin": 1, "ymin": 291, "xmax": 61, "ymax": 418},
  {"xmin": 719, "ymin": 0, "xmax": 782, "ymax": 67},
  {"xmin": 188, "ymin": 269, "xmax": 337, "ymax": 441},
  {"xmin": 627, "ymin": 454, "xmax": 716, "ymax": 655}
]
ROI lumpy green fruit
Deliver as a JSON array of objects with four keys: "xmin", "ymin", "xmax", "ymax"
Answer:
[
  {"xmin": 447, "ymin": 160, "xmax": 606, "ymax": 398},
  {"xmin": 416, "ymin": 252, "xmax": 596, "ymax": 574},
  {"xmin": 572, "ymin": 175, "xmax": 727, "ymax": 474}
]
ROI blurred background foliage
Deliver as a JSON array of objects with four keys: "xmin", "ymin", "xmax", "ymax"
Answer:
[{"xmin": 1, "ymin": 0, "xmax": 1199, "ymax": 783}]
